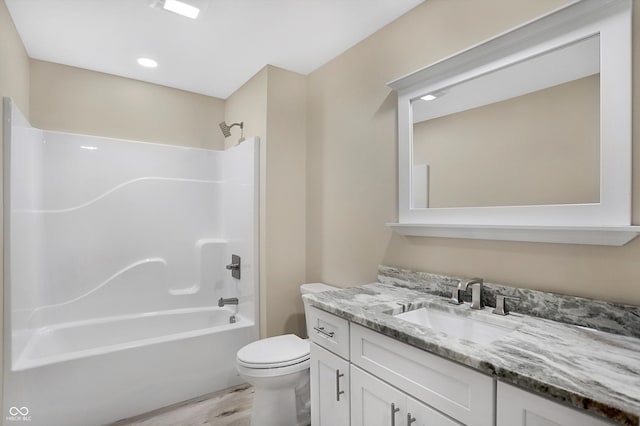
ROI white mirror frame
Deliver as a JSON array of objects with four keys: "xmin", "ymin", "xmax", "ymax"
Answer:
[{"xmin": 387, "ymin": 0, "xmax": 638, "ymax": 246}]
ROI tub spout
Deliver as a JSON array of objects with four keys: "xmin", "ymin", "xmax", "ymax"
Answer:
[{"xmin": 218, "ymin": 297, "xmax": 239, "ymax": 307}]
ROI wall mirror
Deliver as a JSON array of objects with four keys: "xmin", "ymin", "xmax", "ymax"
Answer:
[
  {"xmin": 411, "ymin": 35, "xmax": 600, "ymax": 210},
  {"xmin": 388, "ymin": 0, "xmax": 637, "ymax": 245}
]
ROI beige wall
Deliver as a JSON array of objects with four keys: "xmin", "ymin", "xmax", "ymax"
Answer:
[
  {"xmin": 0, "ymin": 4, "xmax": 29, "ymax": 115},
  {"xmin": 224, "ymin": 67, "xmax": 269, "ymax": 337},
  {"xmin": 0, "ymin": 0, "xmax": 30, "ymax": 412},
  {"xmin": 306, "ymin": 0, "xmax": 640, "ymax": 305},
  {"xmin": 30, "ymin": 60, "xmax": 226, "ymax": 149},
  {"xmin": 265, "ymin": 66, "xmax": 307, "ymax": 337},
  {"xmin": 413, "ymin": 75, "xmax": 600, "ymax": 208},
  {"xmin": 224, "ymin": 67, "xmax": 268, "ymax": 150},
  {"xmin": 225, "ymin": 65, "xmax": 307, "ymax": 338}
]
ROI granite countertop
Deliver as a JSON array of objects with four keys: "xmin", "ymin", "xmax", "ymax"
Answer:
[{"xmin": 303, "ymin": 283, "xmax": 640, "ymax": 426}]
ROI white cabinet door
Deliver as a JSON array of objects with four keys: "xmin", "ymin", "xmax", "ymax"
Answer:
[
  {"xmin": 311, "ymin": 343, "xmax": 350, "ymax": 426},
  {"xmin": 351, "ymin": 365, "xmax": 465, "ymax": 426},
  {"xmin": 406, "ymin": 396, "xmax": 462, "ymax": 426},
  {"xmin": 497, "ymin": 382, "xmax": 614, "ymax": 426},
  {"xmin": 350, "ymin": 323, "xmax": 494, "ymax": 426},
  {"xmin": 351, "ymin": 365, "xmax": 406, "ymax": 426}
]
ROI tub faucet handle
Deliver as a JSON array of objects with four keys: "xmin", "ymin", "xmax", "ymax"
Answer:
[
  {"xmin": 218, "ymin": 297, "xmax": 239, "ymax": 307},
  {"xmin": 226, "ymin": 254, "xmax": 241, "ymax": 279}
]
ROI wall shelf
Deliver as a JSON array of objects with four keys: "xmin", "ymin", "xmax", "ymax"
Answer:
[{"xmin": 386, "ymin": 223, "xmax": 640, "ymax": 246}]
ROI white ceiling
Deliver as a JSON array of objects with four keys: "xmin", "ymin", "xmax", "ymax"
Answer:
[{"xmin": 6, "ymin": 0, "xmax": 424, "ymax": 99}]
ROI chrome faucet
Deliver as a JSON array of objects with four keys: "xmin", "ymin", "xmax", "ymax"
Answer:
[
  {"xmin": 493, "ymin": 294, "xmax": 521, "ymax": 316},
  {"xmin": 458, "ymin": 278, "xmax": 484, "ymax": 310},
  {"xmin": 445, "ymin": 283, "xmax": 463, "ymax": 305},
  {"xmin": 218, "ymin": 297, "xmax": 239, "ymax": 307}
]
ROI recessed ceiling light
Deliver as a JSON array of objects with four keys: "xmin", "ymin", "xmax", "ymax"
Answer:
[
  {"xmin": 420, "ymin": 94, "xmax": 437, "ymax": 101},
  {"xmin": 162, "ymin": 0, "xmax": 200, "ymax": 19},
  {"xmin": 137, "ymin": 57, "xmax": 158, "ymax": 68}
]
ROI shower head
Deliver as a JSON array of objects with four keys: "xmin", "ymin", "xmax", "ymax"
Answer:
[
  {"xmin": 219, "ymin": 121, "xmax": 232, "ymax": 137},
  {"xmin": 219, "ymin": 121, "xmax": 243, "ymax": 138}
]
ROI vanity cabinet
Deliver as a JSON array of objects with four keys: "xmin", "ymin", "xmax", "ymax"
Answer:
[
  {"xmin": 351, "ymin": 365, "xmax": 462, "ymax": 426},
  {"xmin": 310, "ymin": 343, "xmax": 350, "ymax": 426},
  {"xmin": 309, "ymin": 306, "xmax": 493, "ymax": 426},
  {"xmin": 351, "ymin": 323, "xmax": 494, "ymax": 426},
  {"xmin": 309, "ymin": 307, "xmax": 617, "ymax": 426},
  {"xmin": 497, "ymin": 382, "xmax": 614, "ymax": 426}
]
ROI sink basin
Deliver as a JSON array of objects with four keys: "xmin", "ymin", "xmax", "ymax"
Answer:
[{"xmin": 395, "ymin": 307, "xmax": 516, "ymax": 345}]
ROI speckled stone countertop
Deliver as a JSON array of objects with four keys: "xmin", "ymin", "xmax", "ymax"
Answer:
[{"xmin": 303, "ymin": 283, "xmax": 640, "ymax": 425}]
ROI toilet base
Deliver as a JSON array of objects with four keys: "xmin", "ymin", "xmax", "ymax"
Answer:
[{"xmin": 241, "ymin": 369, "xmax": 310, "ymax": 426}]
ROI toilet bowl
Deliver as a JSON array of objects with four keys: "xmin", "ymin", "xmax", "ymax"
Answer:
[
  {"xmin": 236, "ymin": 283, "xmax": 337, "ymax": 426},
  {"xmin": 237, "ymin": 334, "xmax": 310, "ymax": 426}
]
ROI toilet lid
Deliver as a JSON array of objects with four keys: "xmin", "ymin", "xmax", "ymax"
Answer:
[{"xmin": 237, "ymin": 334, "xmax": 310, "ymax": 368}]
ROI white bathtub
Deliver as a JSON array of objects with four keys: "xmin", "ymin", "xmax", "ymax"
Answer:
[
  {"xmin": 4, "ymin": 106, "xmax": 261, "ymax": 426},
  {"xmin": 15, "ymin": 307, "xmax": 245, "ymax": 370},
  {"xmin": 5, "ymin": 307, "xmax": 257, "ymax": 426}
]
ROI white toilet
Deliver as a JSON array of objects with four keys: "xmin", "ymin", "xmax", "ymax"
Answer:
[{"xmin": 236, "ymin": 283, "xmax": 337, "ymax": 426}]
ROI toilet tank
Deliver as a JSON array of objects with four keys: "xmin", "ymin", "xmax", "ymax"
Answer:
[{"xmin": 300, "ymin": 283, "xmax": 338, "ymax": 337}]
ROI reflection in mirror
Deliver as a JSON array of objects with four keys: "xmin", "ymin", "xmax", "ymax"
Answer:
[{"xmin": 411, "ymin": 35, "xmax": 600, "ymax": 209}]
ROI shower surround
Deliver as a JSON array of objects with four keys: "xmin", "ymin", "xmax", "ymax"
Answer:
[{"xmin": 2, "ymin": 98, "xmax": 259, "ymax": 426}]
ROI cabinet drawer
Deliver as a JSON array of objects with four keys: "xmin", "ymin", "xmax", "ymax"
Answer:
[
  {"xmin": 350, "ymin": 323, "xmax": 494, "ymax": 426},
  {"xmin": 497, "ymin": 382, "xmax": 614, "ymax": 426},
  {"xmin": 307, "ymin": 305, "xmax": 350, "ymax": 359}
]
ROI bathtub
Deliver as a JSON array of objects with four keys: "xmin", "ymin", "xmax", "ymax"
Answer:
[
  {"xmin": 4, "ymin": 104, "xmax": 261, "ymax": 426},
  {"xmin": 5, "ymin": 307, "xmax": 257, "ymax": 426}
]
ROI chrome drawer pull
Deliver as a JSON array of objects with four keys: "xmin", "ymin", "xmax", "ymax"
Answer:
[
  {"xmin": 390, "ymin": 403, "xmax": 400, "ymax": 426},
  {"xmin": 313, "ymin": 326, "xmax": 335, "ymax": 338},
  {"xmin": 336, "ymin": 369, "xmax": 345, "ymax": 401},
  {"xmin": 407, "ymin": 413, "xmax": 416, "ymax": 425}
]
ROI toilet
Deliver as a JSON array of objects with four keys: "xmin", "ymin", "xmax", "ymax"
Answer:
[{"xmin": 236, "ymin": 283, "xmax": 337, "ymax": 426}]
